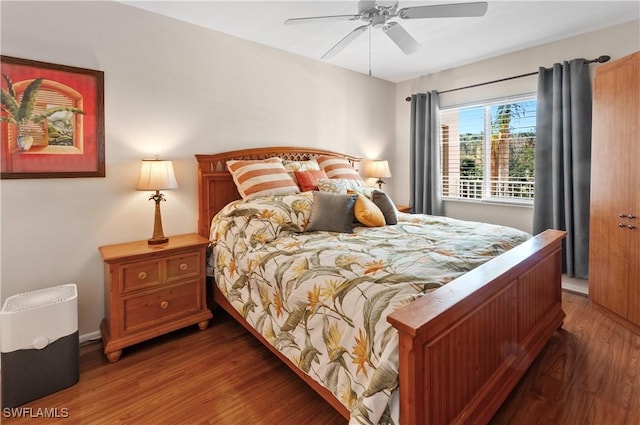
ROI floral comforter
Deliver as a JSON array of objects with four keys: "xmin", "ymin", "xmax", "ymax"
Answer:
[{"xmin": 209, "ymin": 193, "xmax": 530, "ymax": 425}]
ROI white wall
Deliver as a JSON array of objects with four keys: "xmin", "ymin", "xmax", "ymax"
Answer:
[
  {"xmin": 0, "ymin": 1, "xmax": 396, "ymax": 338},
  {"xmin": 2, "ymin": 1, "xmax": 638, "ymax": 339},
  {"xmin": 394, "ymin": 20, "xmax": 640, "ymax": 233}
]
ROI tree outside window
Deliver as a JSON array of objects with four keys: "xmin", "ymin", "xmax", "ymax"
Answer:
[{"xmin": 440, "ymin": 96, "xmax": 536, "ymax": 202}]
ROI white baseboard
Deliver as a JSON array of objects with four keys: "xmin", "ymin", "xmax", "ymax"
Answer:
[{"xmin": 80, "ymin": 330, "xmax": 102, "ymax": 346}]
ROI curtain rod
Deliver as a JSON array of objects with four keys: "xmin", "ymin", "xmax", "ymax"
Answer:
[{"xmin": 404, "ymin": 55, "xmax": 610, "ymax": 102}]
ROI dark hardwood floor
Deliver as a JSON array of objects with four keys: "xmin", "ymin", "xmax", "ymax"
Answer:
[
  {"xmin": 3, "ymin": 291, "xmax": 639, "ymax": 425},
  {"xmin": 492, "ymin": 292, "xmax": 640, "ymax": 425}
]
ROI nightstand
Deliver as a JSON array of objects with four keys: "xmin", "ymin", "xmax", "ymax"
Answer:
[
  {"xmin": 99, "ymin": 233, "xmax": 212, "ymax": 362},
  {"xmin": 396, "ymin": 204, "xmax": 411, "ymax": 213}
]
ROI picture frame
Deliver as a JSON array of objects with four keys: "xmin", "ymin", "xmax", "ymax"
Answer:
[{"xmin": 1, "ymin": 55, "xmax": 105, "ymax": 178}]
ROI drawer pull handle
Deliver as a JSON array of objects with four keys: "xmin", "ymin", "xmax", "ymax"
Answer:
[
  {"xmin": 619, "ymin": 223, "xmax": 626, "ymax": 228},
  {"xmin": 160, "ymin": 301, "xmax": 169, "ymax": 309},
  {"xmin": 138, "ymin": 272, "xmax": 148, "ymax": 280},
  {"xmin": 629, "ymin": 225, "xmax": 636, "ymax": 230},
  {"xmin": 179, "ymin": 263, "xmax": 188, "ymax": 271}
]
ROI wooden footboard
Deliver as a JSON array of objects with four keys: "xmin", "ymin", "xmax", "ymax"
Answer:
[{"xmin": 388, "ymin": 229, "xmax": 565, "ymax": 425}]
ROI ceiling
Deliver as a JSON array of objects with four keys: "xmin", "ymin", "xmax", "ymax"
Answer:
[{"xmin": 122, "ymin": 1, "xmax": 640, "ymax": 83}]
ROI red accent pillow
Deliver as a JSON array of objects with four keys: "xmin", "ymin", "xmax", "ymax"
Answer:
[{"xmin": 294, "ymin": 169, "xmax": 329, "ymax": 192}]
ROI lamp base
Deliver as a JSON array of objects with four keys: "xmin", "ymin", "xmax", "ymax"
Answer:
[
  {"xmin": 148, "ymin": 190, "xmax": 168, "ymax": 245},
  {"xmin": 147, "ymin": 236, "xmax": 169, "ymax": 245}
]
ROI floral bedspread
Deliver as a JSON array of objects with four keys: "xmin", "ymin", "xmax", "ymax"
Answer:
[{"xmin": 209, "ymin": 193, "xmax": 530, "ymax": 425}]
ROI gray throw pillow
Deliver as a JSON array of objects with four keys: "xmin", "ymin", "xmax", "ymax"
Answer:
[
  {"xmin": 371, "ymin": 190, "xmax": 398, "ymax": 225},
  {"xmin": 306, "ymin": 191, "xmax": 357, "ymax": 233}
]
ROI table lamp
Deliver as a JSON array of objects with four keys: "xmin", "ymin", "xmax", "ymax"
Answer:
[
  {"xmin": 364, "ymin": 160, "xmax": 392, "ymax": 189},
  {"xmin": 135, "ymin": 158, "xmax": 178, "ymax": 244}
]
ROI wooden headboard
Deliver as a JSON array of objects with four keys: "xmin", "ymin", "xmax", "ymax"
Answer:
[{"xmin": 195, "ymin": 146, "xmax": 362, "ymax": 239}]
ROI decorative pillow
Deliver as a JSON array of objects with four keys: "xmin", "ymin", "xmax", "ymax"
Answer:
[
  {"xmin": 317, "ymin": 178, "xmax": 364, "ymax": 194},
  {"xmin": 283, "ymin": 159, "xmax": 321, "ymax": 173},
  {"xmin": 294, "ymin": 169, "xmax": 328, "ymax": 192},
  {"xmin": 352, "ymin": 186, "xmax": 376, "ymax": 198},
  {"xmin": 305, "ymin": 191, "xmax": 357, "ymax": 233},
  {"xmin": 317, "ymin": 156, "xmax": 364, "ymax": 183},
  {"xmin": 226, "ymin": 157, "xmax": 300, "ymax": 199},
  {"xmin": 371, "ymin": 190, "xmax": 398, "ymax": 225},
  {"xmin": 348, "ymin": 191, "xmax": 386, "ymax": 227}
]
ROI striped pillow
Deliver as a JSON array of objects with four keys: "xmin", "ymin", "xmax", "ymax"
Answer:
[
  {"xmin": 317, "ymin": 156, "xmax": 364, "ymax": 183},
  {"xmin": 227, "ymin": 157, "xmax": 300, "ymax": 199}
]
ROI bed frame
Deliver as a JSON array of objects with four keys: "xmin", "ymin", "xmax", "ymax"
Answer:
[{"xmin": 196, "ymin": 147, "xmax": 566, "ymax": 425}]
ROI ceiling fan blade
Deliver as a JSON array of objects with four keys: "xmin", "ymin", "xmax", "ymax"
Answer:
[
  {"xmin": 321, "ymin": 25, "xmax": 369, "ymax": 59},
  {"xmin": 284, "ymin": 14, "xmax": 361, "ymax": 25},
  {"xmin": 383, "ymin": 22, "xmax": 420, "ymax": 54},
  {"xmin": 399, "ymin": 1, "xmax": 488, "ymax": 19}
]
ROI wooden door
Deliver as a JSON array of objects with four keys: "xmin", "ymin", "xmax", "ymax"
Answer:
[
  {"xmin": 625, "ymin": 53, "xmax": 640, "ymax": 326},
  {"xmin": 589, "ymin": 52, "xmax": 639, "ymax": 319}
]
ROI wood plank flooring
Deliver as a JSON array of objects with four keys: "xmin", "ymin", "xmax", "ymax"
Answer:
[{"xmin": 3, "ymin": 291, "xmax": 639, "ymax": 425}]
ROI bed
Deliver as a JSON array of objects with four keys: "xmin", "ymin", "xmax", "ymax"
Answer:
[{"xmin": 196, "ymin": 146, "xmax": 565, "ymax": 425}]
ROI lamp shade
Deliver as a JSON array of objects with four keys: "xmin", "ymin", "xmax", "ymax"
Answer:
[
  {"xmin": 135, "ymin": 159, "xmax": 178, "ymax": 191},
  {"xmin": 364, "ymin": 160, "xmax": 392, "ymax": 178}
]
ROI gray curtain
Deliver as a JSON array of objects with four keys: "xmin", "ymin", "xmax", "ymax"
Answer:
[
  {"xmin": 533, "ymin": 59, "xmax": 592, "ymax": 279},
  {"xmin": 410, "ymin": 91, "xmax": 443, "ymax": 215}
]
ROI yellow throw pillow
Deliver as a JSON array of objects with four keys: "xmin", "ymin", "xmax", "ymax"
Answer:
[{"xmin": 349, "ymin": 191, "xmax": 386, "ymax": 227}]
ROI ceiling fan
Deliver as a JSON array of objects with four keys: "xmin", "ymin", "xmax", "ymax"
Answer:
[{"xmin": 285, "ymin": 1, "xmax": 488, "ymax": 60}]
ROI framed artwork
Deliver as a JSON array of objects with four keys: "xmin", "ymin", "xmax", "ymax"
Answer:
[{"xmin": 1, "ymin": 55, "xmax": 104, "ymax": 178}]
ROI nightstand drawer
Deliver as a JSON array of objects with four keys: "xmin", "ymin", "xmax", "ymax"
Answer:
[
  {"xmin": 166, "ymin": 252, "xmax": 201, "ymax": 282},
  {"xmin": 123, "ymin": 281, "xmax": 200, "ymax": 332},
  {"xmin": 122, "ymin": 261, "xmax": 162, "ymax": 292}
]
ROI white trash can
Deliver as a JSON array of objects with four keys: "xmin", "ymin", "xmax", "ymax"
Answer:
[{"xmin": 1, "ymin": 284, "xmax": 79, "ymax": 408}]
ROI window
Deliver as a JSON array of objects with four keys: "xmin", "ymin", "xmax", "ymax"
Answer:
[{"xmin": 440, "ymin": 96, "xmax": 536, "ymax": 203}]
